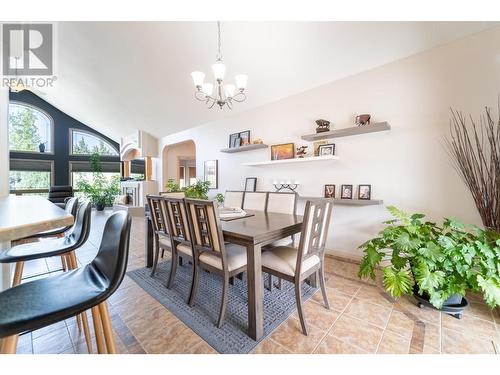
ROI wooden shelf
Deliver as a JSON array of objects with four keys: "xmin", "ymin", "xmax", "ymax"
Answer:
[
  {"xmin": 220, "ymin": 144, "xmax": 268, "ymax": 153},
  {"xmin": 301, "ymin": 122, "xmax": 391, "ymax": 141},
  {"xmin": 298, "ymin": 196, "xmax": 384, "ymax": 206},
  {"xmin": 241, "ymin": 155, "xmax": 339, "ymax": 166}
]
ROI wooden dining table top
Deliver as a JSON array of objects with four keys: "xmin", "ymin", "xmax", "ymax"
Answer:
[{"xmin": 0, "ymin": 195, "xmax": 74, "ymax": 242}]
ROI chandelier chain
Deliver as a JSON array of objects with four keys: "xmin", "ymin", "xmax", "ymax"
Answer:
[{"xmin": 217, "ymin": 21, "xmax": 222, "ymax": 61}]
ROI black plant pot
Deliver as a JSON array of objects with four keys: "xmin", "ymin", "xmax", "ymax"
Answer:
[
  {"xmin": 95, "ymin": 203, "xmax": 105, "ymax": 211},
  {"xmin": 412, "ymin": 285, "xmax": 468, "ymax": 319}
]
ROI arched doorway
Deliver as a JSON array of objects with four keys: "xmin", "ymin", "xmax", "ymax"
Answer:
[{"xmin": 161, "ymin": 140, "xmax": 196, "ymax": 189}]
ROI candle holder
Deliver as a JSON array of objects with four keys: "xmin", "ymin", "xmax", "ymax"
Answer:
[{"xmin": 273, "ymin": 182, "xmax": 299, "ymax": 192}]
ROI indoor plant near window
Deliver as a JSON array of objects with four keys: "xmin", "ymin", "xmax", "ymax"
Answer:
[
  {"xmin": 358, "ymin": 206, "xmax": 500, "ymax": 318},
  {"xmin": 164, "ymin": 178, "xmax": 211, "ymax": 200},
  {"xmin": 77, "ymin": 152, "xmax": 120, "ymax": 211}
]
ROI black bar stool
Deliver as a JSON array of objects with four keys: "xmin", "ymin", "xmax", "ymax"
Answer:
[{"xmin": 0, "ymin": 211, "xmax": 132, "ymax": 354}]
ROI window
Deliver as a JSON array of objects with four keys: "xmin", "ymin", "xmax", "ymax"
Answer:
[
  {"xmin": 69, "ymin": 161, "xmax": 120, "ymax": 187},
  {"xmin": 9, "ymin": 159, "xmax": 53, "ymax": 192},
  {"xmin": 71, "ymin": 129, "xmax": 119, "ymax": 156},
  {"xmin": 9, "ymin": 102, "xmax": 53, "ymax": 153}
]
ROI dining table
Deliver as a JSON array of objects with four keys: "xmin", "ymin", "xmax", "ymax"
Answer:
[
  {"xmin": 0, "ymin": 195, "xmax": 74, "ymax": 291},
  {"xmin": 145, "ymin": 208, "xmax": 305, "ymax": 341}
]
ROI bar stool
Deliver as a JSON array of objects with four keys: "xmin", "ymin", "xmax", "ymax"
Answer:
[{"xmin": 0, "ymin": 211, "xmax": 132, "ymax": 354}]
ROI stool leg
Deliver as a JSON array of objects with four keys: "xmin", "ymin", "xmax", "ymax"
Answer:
[
  {"xmin": 61, "ymin": 255, "xmax": 67, "ymax": 271},
  {"xmin": 81, "ymin": 311, "xmax": 93, "ymax": 354},
  {"xmin": 0, "ymin": 335, "xmax": 18, "ymax": 354},
  {"xmin": 98, "ymin": 302, "xmax": 116, "ymax": 354},
  {"xmin": 12, "ymin": 261, "xmax": 24, "ymax": 287},
  {"xmin": 91, "ymin": 306, "xmax": 106, "ymax": 354}
]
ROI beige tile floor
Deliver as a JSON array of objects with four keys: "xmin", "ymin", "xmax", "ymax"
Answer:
[{"xmin": 12, "ymin": 211, "xmax": 500, "ymax": 354}]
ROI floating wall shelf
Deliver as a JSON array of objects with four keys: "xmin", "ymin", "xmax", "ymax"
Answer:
[
  {"xmin": 298, "ymin": 196, "xmax": 384, "ymax": 206},
  {"xmin": 241, "ymin": 155, "xmax": 339, "ymax": 166},
  {"xmin": 301, "ymin": 122, "xmax": 391, "ymax": 141},
  {"xmin": 220, "ymin": 144, "xmax": 269, "ymax": 153}
]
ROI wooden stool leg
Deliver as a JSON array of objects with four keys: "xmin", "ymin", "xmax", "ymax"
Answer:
[
  {"xmin": 98, "ymin": 302, "xmax": 116, "ymax": 354},
  {"xmin": 12, "ymin": 261, "xmax": 24, "ymax": 287},
  {"xmin": 0, "ymin": 335, "xmax": 18, "ymax": 354},
  {"xmin": 81, "ymin": 310, "xmax": 93, "ymax": 354},
  {"xmin": 91, "ymin": 306, "xmax": 106, "ymax": 354},
  {"xmin": 61, "ymin": 255, "xmax": 67, "ymax": 271}
]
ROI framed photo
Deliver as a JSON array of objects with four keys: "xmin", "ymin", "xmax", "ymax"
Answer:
[
  {"xmin": 271, "ymin": 143, "xmax": 295, "ymax": 160},
  {"xmin": 313, "ymin": 140, "xmax": 327, "ymax": 156},
  {"xmin": 245, "ymin": 177, "xmax": 257, "ymax": 192},
  {"xmin": 358, "ymin": 184, "xmax": 372, "ymax": 200},
  {"xmin": 340, "ymin": 184, "xmax": 353, "ymax": 199},
  {"xmin": 204, "ymin": 160, "xmax": 218, "ymax": 189},
  {"xmin": 318, "ymin": 143, "xmax": 335, "ymax": 156},
  {"xmin": 324, "ymin": 184, "xmax": 336, "ymax": 198},
  {"xmin": 229, "ymin": 132, "xmax": 241, "ymax": 148},
  {"xmin": 239, "ymin": 130, "xmax": 251, "ymax": 146}
]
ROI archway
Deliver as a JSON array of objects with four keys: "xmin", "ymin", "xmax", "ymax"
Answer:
[{"xmin": 161, "ymin": 140, "xmax": 196, "ymax": 190}]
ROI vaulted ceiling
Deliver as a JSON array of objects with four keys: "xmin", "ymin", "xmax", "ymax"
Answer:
[{"xmin": 39, "ymin": 21, "xmax": 497, "ymax": 141}]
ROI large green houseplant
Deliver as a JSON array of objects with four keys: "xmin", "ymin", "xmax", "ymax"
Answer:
[
  {"xmin": 77, "ymin": 152, "xmax": 120, "ymax": 211},
  {"xmin": 164, "ymin": 178, "xmax": 211, "ymax": 200},
  {"xmin": 358, "ymin": 206, "xmax": 500, "ymax": 309}
]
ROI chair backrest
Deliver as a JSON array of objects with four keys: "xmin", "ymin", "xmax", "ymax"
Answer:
[
  {"xmin": 65, "ymin": 197, "xmax": 79, "ymax": 217},
  {"xmin": 184, "ymin": 198, "xmax": 228, "ymax": 268},
  {"xmin": 147, "ymin": 195, "xmax": 169, "ymax": 236},
  {"xmin": 159, "ymin": 192, "xmax": 186, "ymax": 198},
  {"xmin": 48, "ymin": 185, "xmax": 74, "ymax": 204},
  {"xmin": 163, "ymin": 197, "xmax": 191, "ymax": 244},
  {"xmin": 66, "ymin": 201, "xmax": 92, "ymax": 249},
  {"xmin": 295, "ymin": 199, "xmax": 333, "ymax": 275},
  {"xmin": 90, "ymin": 211, "xmax": 132, "ymax": 296},
  {"xmin": 243, "ymin": 192, "xmax": 268, "ymax": 211},
  {"xmin": 224, "ymin": 191, "xmax": 244, "ymax": 208},
  {"xmin": 266, "ymin": 192, "xmax": 297, "ymax": 215}
]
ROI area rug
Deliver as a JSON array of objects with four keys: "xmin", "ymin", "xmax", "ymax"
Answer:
[{"xmin": 127, "ymin": 261, "xmax": 317, "ymax": 354}]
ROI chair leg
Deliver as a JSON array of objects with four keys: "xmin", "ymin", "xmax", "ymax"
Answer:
[
  {"xmin": 266, "ymin": 273, "xmax": 273, "ymax": 291},
  {"xmin": 294, "ymin": 281, "xmax": 308, "ymax": 335},
  {"xmin": 319, "ymin": 265, "xmax": 330, "ymax": 309},
  {"xmin": 61, "ymin": 255, "xmax": 67, "ymax": 271},
  {"xmin": 98, "ymin": 302, "xmax": 116, "ymax": 354},
  {"xmin": 188, "ymin": 262, "xmax": 200, "ymax": 307},
  {"xmin": 229, "ymin": 277, "xmax": 234, "ymax": 285},
  {"xmin": 91, "ymin": 306, "xmax": 106, "ymax": 354},
  {"xmin": 179, "ymin": 256, "xmax": 184, "ymax": 266},
  {"xmin": 217, "ymin": 276, "xmax": 229, "ymax": 328},
  {"xmin": 167, "ymin": 250, "xmax": 178, "ymax": 289},
  {"xmin": 81, "ymin": 310, "xmax": 93, "ymax": 354},
  {"xmin": 12, "ymin": 261, "xmax": 24, "ymax": 287},
  {"xmin": 0, "ymin": 335, "xmax": 18, "ymax": 354},
  {"xmin": 236, "ymin": 273, "xmax": 243, "ymax": 280},
  {"xmin": 150, "ymin": 236, "xmax": 160, "ymax": 277}
]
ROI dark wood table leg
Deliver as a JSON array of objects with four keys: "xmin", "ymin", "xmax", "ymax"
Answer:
[
  {"xmin": 145, "ymin": 217, "xmax": 153, "ymax": 268},
  {"xmin": 246, "ymin": 243, "xmax": 263, "ymax": 341}
]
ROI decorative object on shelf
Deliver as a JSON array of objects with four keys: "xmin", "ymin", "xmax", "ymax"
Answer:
[
  {"xmin": 324, "ymin": 184, "xmax": 335, "ymax": 198},
  {"xmin": 190, "ymin": 21, "xmax": 248, "ymax": 110},
  {"xmin": 245, "ymin": 177, "xmax": 257, "ymax": 192},
  {"xmin": 239, "ymin": 130, "xmax": 250, "ymax": 146},
  {"xmin": 358, "ymin": 184, "xmax": 371, "ymax": 200},
  {"xmin": 38, "ymin": 142, "xmax": 46, "ymax": 153},
  {"xmin": 355, "ymin": 114, "xmax": 371, "ymax": 126},
  {"xmin": 315, "ymin": 119, "xmax": 331, "ymax": 133},
  {"xmin": 229, "ymin": 132, "xmax": 240, "ymax": 148},
  {"xmin": 301, "ymin": 122, "xmax": 391, "ymax": 141},
  {"xmin": 253, "ymin": 138, "xmax": 263, "ymax": 144},
  {"xmin": 203, "ymin": 160, "xmax": 218, "ymax": 189},
  {"xmin": 271, "ymin": 143, "xmax": 295, "ymax": 160},
  {"xmin": 296, "ymin": 145, "xmax": 308, "ymax": 158},
  {"xmin": 445, "ymin": 103, "xmax": 499, "ymax": 232},
  {"xmin": 313, "ymin": 140, "xmax": 327, "ymax": 156},
  {"xmin": 318, "ymin": 143, "xmax": 335, "ymax": 156},
  {"xmin": 273, "ymin": 180, "xmax": 299, "ymax": 192},
  {"xmin": 340, "ymin": 184, "xmax": 353, "ymax": 199}
]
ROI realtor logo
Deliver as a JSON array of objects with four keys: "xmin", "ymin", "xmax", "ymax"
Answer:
[{"xmin": 2, "ymin": 23, "xmax": 53, "ymax": 76}]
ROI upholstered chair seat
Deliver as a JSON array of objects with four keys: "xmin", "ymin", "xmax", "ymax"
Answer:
[
  {"xmin": 175, "ymin": 243, "xmax": 193, "ymax": 256},
  {"xmin": 261, "ymin": 246, "xmax": 320, "ymax": 277},
  {"xmin": 199, "ymin": 243, "xmax": 247, "ymax": 271}
]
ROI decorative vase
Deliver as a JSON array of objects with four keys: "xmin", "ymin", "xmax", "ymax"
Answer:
[
  {"xmin": 95, "ymin": 203, "xmax": 105, "ymax": 211},
  {"xmin": 39, "ymin": 143, "xmax": 45, "ymax": 153}
]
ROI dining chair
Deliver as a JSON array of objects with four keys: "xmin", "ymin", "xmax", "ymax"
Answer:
[
  {"xmin": 184, "ymin": 198, "xmax": 248, "ymax": 328},
  {"xmin": 242, "ymin": 191, "xmax": 268, "ymax": 211},
  {"xmin": 156, "ymin": 192, "xmax": 187, "ymax": 261},
  {"xmin": 0, "ymin": 211, "xmax": 131, "ymax": 354},
  {"xmin": 47, "ymin": 185, "xmax": 74, "ymax": 209},
  {"xmin": 261, "ymin": 199, "xmax": 333, "ymax": 335},
  {"xmin": 224, "ymin": 190, "xmax": 245, "ymax": 208},
  {"xmin": 146, "ymin": 195, "xmax": 171, "ymax": 276}
]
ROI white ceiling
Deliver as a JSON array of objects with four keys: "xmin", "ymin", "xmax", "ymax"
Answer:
[{"xmin": 41, "ymin": 21, "xmax": 497, "ymax": 141}]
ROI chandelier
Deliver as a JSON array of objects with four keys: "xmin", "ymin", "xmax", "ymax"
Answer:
[{"xmin": 191, "ymin": 22, "xmax": 248, "ymax": 110}]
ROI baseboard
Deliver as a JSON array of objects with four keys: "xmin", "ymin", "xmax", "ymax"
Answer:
[{"xmin": 324, "ymin": 248, "xmax": 363, "ymax": 263}]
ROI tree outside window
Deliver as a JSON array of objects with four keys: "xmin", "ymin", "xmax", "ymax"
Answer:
[{"xmin": 9, "ymin": 103, "xmax": 52, "ymax": 153}]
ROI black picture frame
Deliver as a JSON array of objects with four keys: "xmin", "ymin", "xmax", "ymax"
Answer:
[
  {"xmin": 239, "ymin": 130, "xmax": 251, "ymax": 146},
  {"xmin": 318, "ymin": 143, "xmax": 335, "ymax": 156},
  {"xmin": 204, "ymin": 160, "xmax": 218, "ymax": 189},
  {"xmin": 229, "ymin": 132, "xmax": 240, "ymax": 148},
  {"xmin": 340, "ymin": 184, "xmax": 353, "ymax": 199},
  {"xmin": 324, "ymin": 184, "xmax": 335, "ymax": 198},
  {"xmin": 245, "ymin": 177, "xmax": 257, "ymax": 192},
  {"xmin": 358, "ymin": 184, "xmax": 372, "ymax": 200}
]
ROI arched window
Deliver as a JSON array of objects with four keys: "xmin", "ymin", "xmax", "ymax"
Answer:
[
  {"xmin": 8, "ymin": 102, "xmax": 53, "ymax": 153},
  {"xmin": 70, "ymin": 129, "xmax": 119, "ymax": 156}
]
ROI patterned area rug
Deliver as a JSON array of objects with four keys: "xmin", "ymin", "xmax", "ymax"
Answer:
[{"xmin": 127, "ymin": 260, "xmax": 317, "ymax": 354}]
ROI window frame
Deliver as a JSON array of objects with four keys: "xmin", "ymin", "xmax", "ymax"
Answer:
[
  {"xmin": 9, "ymin": 158, "xmax": 54, "ymax": 193},
  {"xmin": 68, "ymin": 128, "xmax": 119, "ymax": 157},
  {"xmin": 8, "ymin": 101, "xmax": 55, "ymax": 155}
]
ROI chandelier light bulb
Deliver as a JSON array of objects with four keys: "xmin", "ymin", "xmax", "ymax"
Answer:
[
  {"xmin": 235, "ymin": 74, "xmax": 248, "ymax": 90},
  {"xmin": 211, "ymin": 61, "xmax": 226, "ymax": 81},
  {"xmin": 202, "ymin": 83, "xmax": 214, "ymax": 96},
  {"xmin": 224, "ymin": 84, "xmax": 236, "ymax": 98},
  {"xmin": 191, "ymin": 71, "xmax": 205, "ymax": 87}
]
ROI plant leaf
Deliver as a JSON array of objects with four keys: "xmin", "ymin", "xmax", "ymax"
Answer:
[
  {"xmin": 383, "ymin": 267, "xmax": 413, "ymax": 298},
  {"xmin": 477, "ymin": 276, "xmax": 500, "ymax": 308}
]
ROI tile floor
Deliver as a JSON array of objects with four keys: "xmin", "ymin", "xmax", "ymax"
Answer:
[{"xmin": 11, "ymin": 210, "xmax": 500, "ymax": 354}]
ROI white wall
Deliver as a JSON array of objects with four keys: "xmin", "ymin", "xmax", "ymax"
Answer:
[{"xmin": 158, "ymin": 27, "xmax": 500, "ymax": 260}]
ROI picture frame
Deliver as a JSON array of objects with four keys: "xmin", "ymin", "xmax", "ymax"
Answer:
[
  {"xmin": 318, "ymin": 143, "xmax": 335, "ymax": 156},
  {"xmin": 358, "ymin": 184, "xmax": 372, "ymax": 200},
  {"xmin": 340, "ymin": 184, "xmax": 353, "ymax": 199},
  {"xmin": 245, "ymin": 177, "xmax": 257, "ymax": 192},
  {"xmin": 313, "ymin": 140, "xmax": 327, "ymax": 156},
  {"xmin": 229, "ymin": 132, "xmax": 240, "ymax": 148},
  {"xmin": 271, "ymin": 142, "xmax": 295, "ymax": 161},
  {"xmin": 324, "ymin": 184, "xmax": 336, "ymax": 198},
  {"xmin": 232, "ymin": 137, "xmax": 241, "ymax": 148},
  {"xmin": 239, "ymin": 130, "xmax": 251, "ymax": 146},
  {"xmin": 203, "ymin": 160, "xmax": 218, "ymax": 189}
]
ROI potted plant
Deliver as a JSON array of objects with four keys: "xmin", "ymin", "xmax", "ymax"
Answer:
[
  {"xmin": 358, "ymin": 206, "xmax": 500, "ymax": 317},
  {"xmin": 215, "ymin": 193, "xmax": 225, "ymax": 207},
  {"xmin": 77, "ymin": 152, "xmax": 120, "ymax": 211},
  {"xmin": 164, "ymin": 179, "xmax": 211, "ymax": 200}
]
